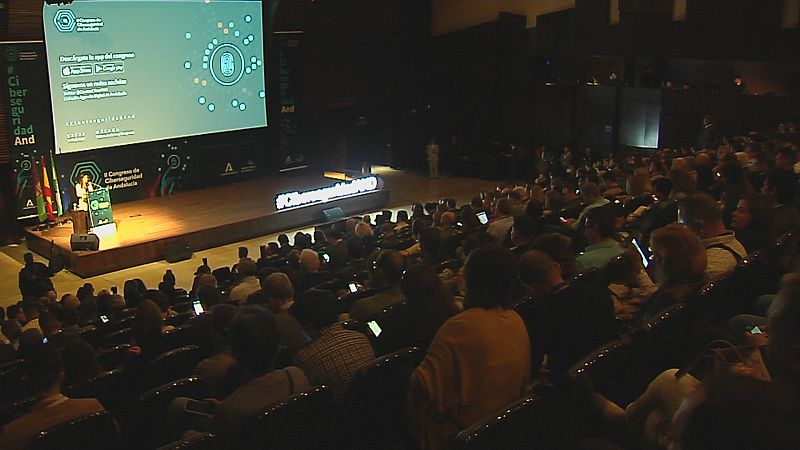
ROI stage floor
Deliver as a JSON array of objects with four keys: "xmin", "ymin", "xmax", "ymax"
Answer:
[
  {"xmin": 1, "ymin": 167, "xmax": 497, "ymax": 306},
  {"xmin": 24, "ymin": 171, "xmax": 389, "ymax": 277}
]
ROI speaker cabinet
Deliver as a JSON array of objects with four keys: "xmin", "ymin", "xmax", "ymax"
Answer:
[
  {"xmin": 165, "ymin": 241, "xmax": 192, "ymax": 263},
  {"xmin": 70, "ymin": 233, "xmax": 100, "ymax": 251},
  {"xmin": 320, "ymin": 207, "xmax": 345, "ymax": 223}
]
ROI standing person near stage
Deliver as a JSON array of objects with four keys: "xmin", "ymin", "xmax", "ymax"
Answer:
[
  {"xmin": 426, "ymin": 138, "xmax": 440, "ymax": 179},
  {"xmin": 74, "ymin": 174, "xmax": 94, "ymax": 211}
]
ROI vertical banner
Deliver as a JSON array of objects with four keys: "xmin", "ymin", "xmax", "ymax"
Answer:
[
  {"xmin": 1, "ymin": 41, "xmax": 57, "ymax": 221},
  {"xmin": 275, "ymin": 31, "xmax": 303, "ymax": 163}
]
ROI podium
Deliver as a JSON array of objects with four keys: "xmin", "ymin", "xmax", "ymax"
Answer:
[{"xmin": 88, "ymin": 188, "xmax": 114, "ymax": 228}]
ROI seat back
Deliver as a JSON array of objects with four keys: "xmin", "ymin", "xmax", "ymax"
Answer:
[
  {"xmin": 165, "ymin": 311, "xmax": 194, "ymax": 328},
  {"xmin": 31, "ymin": 410, "xmax": 118, "ymax": 450},
  {"xmin": 95, "ymin": 344, "xmax": 132, "ymax": 371},
  {"xmin": 103, "ymin": 316, "xmax": 135, "ymax": 334},
  {"xmin": 0, "ymin": 396, "xmax": 37, "ymax": 427},
  {"xmin": 0, "ymin": 361, "xmax": 31, "ymax": 402},
  {"xmin": 124, "ymin": 377, "xmax": 208, "ymax": 449},
  {"xmin": 77, "ymin": 325, "xmax": 102, "ymax": 348},
  {"xmin": 161, "ymin": 326, "xmax": 196, "ymax": 352},
  {"xmin": 236, "ymin": 385, "xmax": 335, "ymax": 450},
  {"xmin": 102, "ymin": 328, "xmax": 133, "ymax": 347},
  {"xmin": 451, "ymin": 394, "xmax": 554, "ymax": 450},
  {"xmin": 65, "ymin": 368, "xmax": 133, "ymax": 416},
  {"xmin": 156, "ymin": 432, "xmax": 216, "ymax": 450},
  {"xmin": 142, "ymin": 345, "xmax": 203, "ymax": 391},
  {"xmin": 369, "ymin": 303, "xmax": 412, "ymax": 356},
  {"xmin": 566, "ymin": 340, "xmax": 629, "ymax": 405},
  {"xmin": 339, "ymin": 347, "xmax": 422, "ymax": 446},
  {"xmin": 626, "ymin": 304, "xmax": 701, "ymax": 400}
]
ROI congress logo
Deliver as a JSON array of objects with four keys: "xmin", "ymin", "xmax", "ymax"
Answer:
[{"xmin": 54, "ymin": 10, "xmax": 77, "ymax": 33}]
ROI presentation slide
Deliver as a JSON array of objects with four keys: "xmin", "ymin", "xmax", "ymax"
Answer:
[{"xmin": 43, "ymin": 0, "xmax": 267, "ymax": 154}]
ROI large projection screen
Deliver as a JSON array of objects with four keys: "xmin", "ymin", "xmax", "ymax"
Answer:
[{"xmin": 43, "ymin": 0, "xmax": 267, "ymax": 154}]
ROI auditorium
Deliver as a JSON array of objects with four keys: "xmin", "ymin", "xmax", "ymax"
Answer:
[{"xmin": 0, "ymin": 0, "xmax": 799, "ymax": 449}]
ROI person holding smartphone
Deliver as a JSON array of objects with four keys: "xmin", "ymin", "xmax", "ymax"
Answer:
[{"xmin": 168, "ymin": 307, "xmax": 309, "ymax": 443}]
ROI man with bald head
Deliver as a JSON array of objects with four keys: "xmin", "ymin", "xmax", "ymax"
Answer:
[
  {"xmin": 294, "ymin": 249, "xmax": 333, "ymax": 294},
  {"xmin": 262, "ymin": 273, "xmax": 306, "ymax": 367},
  {"xmin": 516, "ymin": 250, "xmax": 617, "ymax": 381}
]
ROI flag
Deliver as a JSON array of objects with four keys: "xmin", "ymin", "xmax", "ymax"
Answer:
[
  {"xmin": 30, "ymin": 156, "xmax": 46, "ymax": 223},
  {"xmin": 49, "ymin": 153, "xmax": 63, "ymax": 216},
  {"xmin": 41, "ymin": 156, "xmax": 55, "ymax": 222}
]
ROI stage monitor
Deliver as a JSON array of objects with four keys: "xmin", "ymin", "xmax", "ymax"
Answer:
[{"xmin": 43, "ymin": 0, "xmax": 268, "ymax": 154}]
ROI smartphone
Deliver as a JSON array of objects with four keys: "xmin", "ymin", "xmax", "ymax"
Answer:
[
  {"xmin": 633, "ymin": 238, "xmax": 649, "ymax": 268},
  {"xmin": 111, "ymin": 286, "xmax": 118, "ymax": 294},
  {"xmin": 476, "ymin": 211, "xmax": 489, "ymax": 225},
  {"xmin": 100, "ymin": 315, "xmax": 109, "ymax": 324},
  {"xmin": 367, "ymin": 320, "xmax": 382, "ymax": 338},
  {"xmin": 348, "ymin": 283, "xmax": 358, "ymax": 294},
  {"xmin": 193, "ymin": 300, "xmax": 205, "ymax": 316},
  {"xmin": 321, "ymin": 253, "xmax": 330, "ymax": 263},
  {"xmin": 749, "ymin": 326, "xmax": 763, "ymax": 335},
  {"xmin": 183, "ymin": 399, "xmax": 212, "ymax": 416},
  {"xmin": 42, "ymin": 337, "xmax": 48, "ymax": 344}
]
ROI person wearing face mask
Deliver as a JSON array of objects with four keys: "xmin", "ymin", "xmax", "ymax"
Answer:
[{"xmin": 637, "ymin": 224, "xmax": 707, "ymax": 324}]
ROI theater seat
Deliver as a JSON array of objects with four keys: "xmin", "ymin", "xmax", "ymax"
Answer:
[
  {"xmin": 234, "ymin": 385, "xmax": 335, "ymax": 450},
  {"xmin": 0, "ymin": 396, "xmax": 37, "ymax": 427},
  {"xmin": 65, "ymin": 368, "xmax": 134, "ymax": 417},
  {"xmin": 161, "ymin": 325, "xmax": 196, "ymax": 352},
  {"xmin": 156, "ymin": 433, "xmax": 216, "ymax": 450},
  {"xmin": 567, "ymin": 339, "xmax": 629, "ymax": 406},
  {"xmin": 30, "ymin": 410, "xmax": 117, "ymax": 450},
  {"xmin": 338, "ymin": 347, "xmax": 422, "ymax": 448},
  {"xmin": 369, "ymin": 303, "xmax": 412, "ymax": 356},
  {"xmin": 102, "ymin": 328, "xmax": 133, "ymax": 347},
  {"xmin": 165, "ymin": 311, "xmax": 194, "ymax": 328},
  {"xmin": 0, "ymin": 361, "xmax": 32, "ymax": 402},
  {"xmin": 141, "ymin": 345, "xmax": 203, "ymax": 391},
  {"xmin": 95, "ymin": 344, "xmax": 132, "ymax": 371},
  {"xmin": 451, "ymin": 394, "xmax": 554, "ymax": 450},
  {"xmin": 124, "ymin": 376, "xmax": 208, "ymax": 449}
]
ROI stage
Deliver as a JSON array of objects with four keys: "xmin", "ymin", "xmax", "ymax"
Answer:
[{"xmin": 23, "ymin": 173, "xmax": 389, "ymax": 277}]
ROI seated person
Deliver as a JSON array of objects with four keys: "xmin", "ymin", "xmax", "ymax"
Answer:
[
  {"xmin": 262, "ymin": 273, "xmax": 306, "ymax": 367},
  {"xmin": 0, "ymin": 344, "xmax": 108, "ymax": 450},
  {"xmin": 293, "ymin": 249, "xmax": 333, "ymax": 294},
  {"xmin": 576, "ymin": 205, "xmax": 625, "ymax": 271},
  {"xmin": 636, "ymin": 224, "xmax": 706, "ymax": 323},
  {"xmin": 169, "ymin": 306, "xmax": 309, "ymax": 443},
  {"xmin": 401, "ymin": 264, "xmax": 459, "ymax": 351},
  {"xmin": 349, "ymin": 250, "xmax": 406, "ymax": 323},
  {"xmin": 192, "ymin": 304, "xmax": 237, "ymax": 395},
  {"xmin": 679, "ymin": 192, "xmax": 747, "ymax": 285},
  {"xmin": 229, "ymin": 259, "xmax": 261, "ymax": 304},
  {"xmin": 407, "ymin": 245, "xmax": 530, "ymax": 450},
  {"xmin": 517, "ymin": 250, "xmax": 618, "ymax": 381},
  {"xmin": 291, "ymin": 289, "xmax": 375, "ymax": 404}
]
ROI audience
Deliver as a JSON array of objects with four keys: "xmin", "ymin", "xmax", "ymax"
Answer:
[
  {"xmin": 407, "ymin": 245, "xmax": 530, "ymax": 450},
  {"xmin": 169, "ymin": 306, "xmax": 309, "ymax": 443},
  {"xmin": 229, "ymin": 258, "xmax": 260, "ymax": 304},
  {"xmin": 0, "ymin": 344, "xmax": 107, "ymax": 450},
  {"xmin": 349, "ymin": 250, "xmax": 406, "ymax": 322},
  {"xmin": 679, "ymin": 192, "xmax": 747, "ymax": 284},
  {"xmin": 517, "ymin": 250, "xmax": 617, "ymax": 380},
  {"xmin": 291, "ymin": 289, "xmax": 375, "ymax": 403}
]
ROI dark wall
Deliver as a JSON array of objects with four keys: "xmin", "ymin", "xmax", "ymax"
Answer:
[
  {"xmin": 659, "ymin": 91, "xmax": 800, "ymax": 148},
  {"xmin": 536, "ymin": 0, "xmax": 800, "ymax": 62}
]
